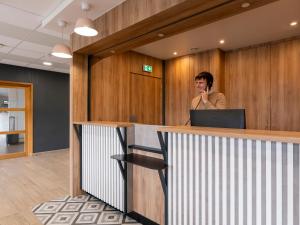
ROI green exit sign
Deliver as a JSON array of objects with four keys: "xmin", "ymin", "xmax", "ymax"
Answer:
[{"xmin": 143, "ymin": 64, "xmax": 152, "ymax": 73}]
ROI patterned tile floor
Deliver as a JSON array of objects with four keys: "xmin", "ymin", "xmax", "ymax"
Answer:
[{"xmin": 32, "ymin": 195, "xmax": 141, "ymax": 225}]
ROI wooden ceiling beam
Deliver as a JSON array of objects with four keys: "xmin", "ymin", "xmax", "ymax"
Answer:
[{"xmin": 71, "ymin": 0, "xmax": 277, "ymax": 57}]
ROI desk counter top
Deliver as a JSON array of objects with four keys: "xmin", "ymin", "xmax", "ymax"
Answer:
[
  {"xmin": 157, "ymin": 126, "xmax": 300, "ymax": 144},
  {"xmin": 73, "ymin": 121, "xmax": 133, "ymax": 128},
  {"xmin": 74, "ymin": 121, "xmax": 300, "ymax": 144}
]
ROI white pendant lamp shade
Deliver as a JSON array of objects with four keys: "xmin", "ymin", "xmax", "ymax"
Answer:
[
  {"xmin": 51, "ymin": 43, "xmax": 72, "ymax": 59},
  {"xmin": 74, "ymin": 17, "xmax": 98, "ymax": 37}
]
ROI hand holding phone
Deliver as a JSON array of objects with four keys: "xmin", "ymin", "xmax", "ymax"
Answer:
[{"xmin": 200, "ymin": 86, "xmax": 208, "ymax": 104}]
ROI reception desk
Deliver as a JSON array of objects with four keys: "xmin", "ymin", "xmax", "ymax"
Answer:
[{"xmin": 73, "ymin": 122, "xmax": 300, "ymax": 225}]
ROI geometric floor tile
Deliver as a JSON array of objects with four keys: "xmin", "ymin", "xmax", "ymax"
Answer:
[
  {"xmin": 34, "ymin": 202, "xmax": 65, "ymax": 214},
  {"xmin": 75, "ymin": 213, "xmax": 98, "ymax": 224},
  {"xmin": 67, "ymin": 195, "xmax": 90, "ymax": 203},
  {"xmin": 32, "ymin": 194, "xmax": 141, "ymax": 225},
  {"xmin": 103, "ymin": 205, "xmax": 115, "ymax": 211},
  {"xmin": 61, "ymin": 203, "xmax": 83, "ymax": 212},
  {"xmin": 80, "ymin": 202, "xmax": 105, "ymax": 213},
  {"xmin": 35, "ymin": 214, "xmax": 52, "ymax": 224},
  {"xmin": 97, "ymin": 211, "xmax": 123, "ymax": 224},
  {"xmin": 46, "ymin": 212, "xmax": 79, "ymax": 225}
]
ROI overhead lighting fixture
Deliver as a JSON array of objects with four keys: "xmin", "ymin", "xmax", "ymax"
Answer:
[
  {"xmin": 51, "ymin": 20, "xmax": 72, "ymax": 59},
  {"xmin": 219, "ymin": 39, "xmax": 225, "ymax": 44},
  {"xmin": 190, "ymin": 47, "xmax": 199, "ymax": 51},
  {"xmin": 241, "ymin": 2, "xmax": 250, "ymax": 8},
  {"xmin": 43, "ymin": 61, "xmax": 52, "ymax": 66},
  {"xmin": 290, "ymin": 21, "xmax": 298, "ymax": 27},
  {"xmin": 110, "ymin": 50, "xmax": 116, "ymax": 54},
  {"xmin": 158, "ymin": 33, "xmax": 165, "ymax": 38},
  {"xmin": 74, "ymin": 2, "xmax": 98, "ymax": 37},
  {"xmin": 173, "ymin": 52, "xmax": 178, "ymax": 55}
]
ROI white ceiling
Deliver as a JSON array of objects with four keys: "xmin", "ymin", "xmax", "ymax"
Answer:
[
  {"xmin": 0, "ymin": 0, "xmax": 125, "ymax": 74},
  {"xmin": 134, "ymin": 0, "xmax": 300, "ymax": 60}
]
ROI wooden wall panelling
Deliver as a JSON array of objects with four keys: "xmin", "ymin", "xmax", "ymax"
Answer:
[
  {"xmin": 210, "ymin": 49, "xmax": 225, "ymax": 93},
  {"xmin": 90, "ymin": 54, "xmax": 130, "ymax": 122},
  {"xmin": 129, "ymin": 73, "xmax": 162, "ymax": 124},
  {"xmin": 224, "ymin": 45, "xmax": 271, "ymax": 130},
  {"xmin": 270, "ymin": 38, "xmax": 300, "ymax": 131},
  {"xmin": 165, "ymin": 55, "xmax": 192, "ymax": 125},
  {"xmin": 90, "ymin": 51, "xmax": 162, "ymax": 123},
  {"xmin": 70, "ymin": 53, "xmax": 88, "ymax": 196},
  {"xmin": 129, "ymin": 51, "xmax": 162, "ymax": 78},
  {"xmin": 164, "ymin": 37, "xmax": 299, "ymax": 131},
  {"xmin": 132, "ymin": 150, "xmax": 165, "ymax": 225}
]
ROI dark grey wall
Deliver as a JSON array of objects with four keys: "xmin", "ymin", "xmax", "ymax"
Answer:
[{"xmin": 0, "ymin": 63, "xmax": 69, "ymax": 152}]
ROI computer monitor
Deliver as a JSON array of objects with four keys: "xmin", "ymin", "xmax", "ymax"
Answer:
[{"xmin": 190, "ymin": 109, "xmax": 246, "ymax": 129}]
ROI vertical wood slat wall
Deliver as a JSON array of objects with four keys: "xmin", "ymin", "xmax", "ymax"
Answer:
[
  {"xmin": 270, "ymin": 39, "xmax": 300, "ymax": 131},
  {"xmin": 224, "ymin": 45, "xmax": 271, "ymax": 130},
  {"xmin": 166, "ymin": 37, "xmax": 300, "ymax": 131},
  {"xmin": 168, "ymin": 132, "xmax": 300, "ymax": 225}
]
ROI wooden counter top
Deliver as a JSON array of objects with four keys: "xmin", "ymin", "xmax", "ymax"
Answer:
[
  {"xmin": 73, "ymin": 121, "xmax": 133, "ymax": 128},
  {"xmin": 157, "ymin": 126, "xmax": 300, "ymax": 144}
]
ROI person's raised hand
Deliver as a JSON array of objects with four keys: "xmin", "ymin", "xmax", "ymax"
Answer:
[{"xmin": 200, "ymin": 87, "xmax": 208, "ymax": 104}]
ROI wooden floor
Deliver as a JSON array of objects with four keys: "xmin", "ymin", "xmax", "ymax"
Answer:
[
  {"xmin": 0, "ymin": 143, "xmax": 24, "ymax": 154},
  {"xmin": 0, "ymin": 149, "xmax": 69, "ymax": 225}
]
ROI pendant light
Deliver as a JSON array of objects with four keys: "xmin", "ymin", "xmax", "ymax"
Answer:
[
  {"xmin": 51, "ymin": 20, "xmax": 72, "ymax": 59},
  {"xmin": 74, "ymin": 2, "xmax": 98, "ymax": 37}
]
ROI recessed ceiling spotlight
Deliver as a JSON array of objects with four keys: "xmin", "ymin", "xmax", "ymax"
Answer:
[
  {"xmin": 290, "ymin": 21, "xmax": 298, "ymax": 26},
  {"xmin": 110, "ymin": 50, "xmax": 116, "ymax": 54},
  {"xmin": 219, "ymin": 39, "xmax": 225, "ymax": 44},
  {"xmin": 43, "ymin": 61, "xmax": 52, "ymax": 66},
  {"xmin": 158, "ymin": 33, "xmax": 165, "ymax": 37},
  {"xmin": 190, "ymin": 47, "xmax": 199, "ymax": 51},
  {"xmin": 241, "ymin": 2, "xmax": 250, "ymax": 8},
  {"xmin": 173, "ymin": 52, "xmax": 178, "ymax": 55}
]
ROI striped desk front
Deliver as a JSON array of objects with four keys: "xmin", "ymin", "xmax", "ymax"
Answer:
[
  {"xmin": 167, "ymin": 133, "xmax": 300, "ymax": 225},
  {"xmin": 81, "ymin": 124, "xmax": 125, "ymax": 212}
]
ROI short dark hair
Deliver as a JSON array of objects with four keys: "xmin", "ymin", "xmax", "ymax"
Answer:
[{"xmin": 195, "ymin": 71, "xmax": 214, "ymax": 90}]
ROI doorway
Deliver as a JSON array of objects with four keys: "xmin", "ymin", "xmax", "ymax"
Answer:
[
  {"xmin": 129, "ymin": 72, "xmax": 162, "ymax": 125},
  {"xmin": 0, "ymin": 81, "xmax": 33, "ymax": 160}
]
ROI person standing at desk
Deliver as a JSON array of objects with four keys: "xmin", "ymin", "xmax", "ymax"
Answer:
[{"xmin": 191, "ymin": 71, "xmax": 226, "ymax": 109}]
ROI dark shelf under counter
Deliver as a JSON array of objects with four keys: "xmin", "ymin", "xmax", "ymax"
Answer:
[
  {"xmin": 128, "ymin": 144, "xmax": 162, "ymax": 154},
  {"xmin": 111, "ymin": 153, "xmax": 167, "ymax": 170}
]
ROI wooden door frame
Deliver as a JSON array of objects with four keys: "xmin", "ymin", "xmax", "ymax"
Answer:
[{"xmin": 0, "ymin": 80, "xmax": 33, "ymax": 159}]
